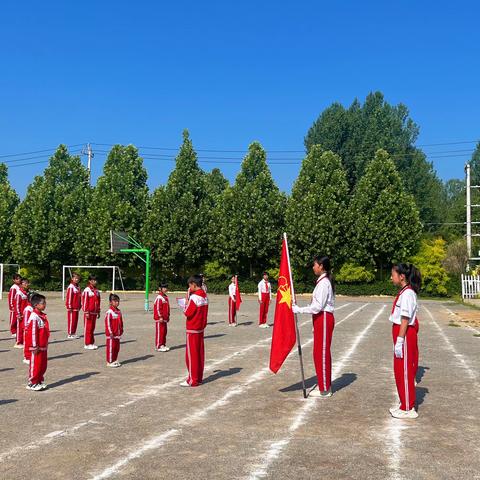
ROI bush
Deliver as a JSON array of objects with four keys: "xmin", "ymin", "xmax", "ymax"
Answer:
[
  {"xmin": 411, "ymin": 238, "xmax": 449, "ymax": 296},
  {"xmin": 336, "ymin": 263, "xmax": 375, "ymax": 284},
  {"xmin": 335, "ymin": 280, "xmax": 397, "ymax": 296},
  {"xmin": 203, "ymin": 260, "xmax": 231, "ymax": 280}
]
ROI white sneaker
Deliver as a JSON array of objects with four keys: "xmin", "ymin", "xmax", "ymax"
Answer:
[
  {"xmin": 31, "ymin": 384, "xmax": 43, "ymax": 391},
  {"xmin": 23, "ymin": 358, "xmax": 30, "ymax": 365},
  {"xmin": 11, "ymin": 333, "xmax": 16, "ymax": 337},
  {"xmin": 232, "ymin": 323, "xmax": 237, "ymax": 327},
  {"xmin": 180, "ymin": 380, "xmax": 190, "ymax": 387},
  {"xmin": 389, "ymin": 406, "xmax": 401, "ymax": 415},
  {"xmin": 309, "ymin": 387, "xmax": 332, "ymax": 398},
  {"xmin": 84, "ymin": 344, "xmax": 98, "ymax": 350},
  {"xmin": 39, "ymin": 383, "xmax": 47, "ymax": 390},
  {"xmin": 114, "ymin": 361, "xmax": 121, "ymax": 367},
  {"xmin": 26, "ymin": 383, "xmax": 34, "ymax": 390},
  {"xmin": 159, "ymin": 346, "xmax": 169, "ymax": 352},
  {"xmin": 390, "ymin": 408, "xmax": 418, "ymax": 419},
  {"xmin": 13, "ymin": 343, "xmax": 23, "ymax": 349},
  {"xmin": 107, "ymin": 362, "xmax": 115, "ymax": 367}
]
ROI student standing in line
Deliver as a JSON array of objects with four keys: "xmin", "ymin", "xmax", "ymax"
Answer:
[
  {"xmin": 389, "ymin": 263, "xmax": 421, "ymax": 419},
  {"xmin": 181, "ymin": 275, "xmax": 208, "ymax": 387},
  {"xmin": 14, "ymin": 277, "xmax": 29, "ymax": 348},
  {"xmin": 293, "ymin": 256, "xmax": 335, "ymax": 398},
  {"xmin": 8, "ymin": 273, "xmax": 22, "ymax": 337},
  {"xmin": 22, "ymin": 292, "xmax": 34, "ymax": 365},
  {"xmin": 81, "ymin": 275, "xmax": 101, "ymax": 350},
  {"xmin": 227, "ymin": 275, "xmax": 237, "ymax": 327},
  {"xmin": 258, "ymin": 271, "xmax": 272, "ymax": 328},
  {"xmin": 105, "ymin": 293, "xmax": 124, "ymax": 368},
  {"xmin": 153, "ymin": 283, "xmax": 170, "ymax": 352},
  {"xmin": 66, "ymin": 272, "xmax": 82, "ymax": 339}
]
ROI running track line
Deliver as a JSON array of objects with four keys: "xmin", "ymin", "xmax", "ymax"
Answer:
[
  {"xmin": 88, "ymin": 304, "xmax": 365, "ymax": 480},
  {"xmin": 246, "ymin": 304, "xmax": 386, "ymax": 480},
  {"xmin": 0, "ymin": 303, "xmax": 352, "ymax": 463}
]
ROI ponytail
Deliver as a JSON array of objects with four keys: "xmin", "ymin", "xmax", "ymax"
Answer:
[
  {"xmin": 313, "ymin": 255, "xmax": 335, "ymax": 293},
  {"xmin": 393, "ymin": 263, "xmax": 422, "ymax": 294}
]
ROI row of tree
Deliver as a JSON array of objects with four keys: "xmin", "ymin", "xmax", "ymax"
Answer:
[{"xmin": 0, "ymin": 92, "xmax": 476, "ymax": 282}]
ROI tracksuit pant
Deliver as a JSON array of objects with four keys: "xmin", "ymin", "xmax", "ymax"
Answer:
[
  {"xmin": 155, "ymin": 321, "xmax": 168, "ymax": 348},
  {"xmin": 16, "ymin": 317, "xmax": 24, "ymax": 344},
  {"xmin": 67, "ymin": 310, "xmax": 79, "ymax": 335},
  {"xmin": 313, "ymin": 312, "xmax": 335, "ymax": 392},
  {"xmin": 186, "ymin": 331, "xmax": 205, "ymax": 386},
  {"xmin": 106, "ymin": 337, "xmax": 120, "ymax": 363},
  {"xmin": 392, "ymin": 323, "xmax": 418, "ymax": 411},
  {"xmin": 84, "ymin": 313, "xmax": 97, "ymax": 345},
  {"xmin": 259, "ymin": 293, "xmax": 270, "ymax": 325},
  {"xmin": 9, "ymin": 310, "xmax": 16, "ymax": 335},
  {"xmin": 228, "ymin": 298, "xmax": 236, "ymax": 324},
  {"xmin": 29, "ymin": 350, "xmax": 48, "ymax": 385}
]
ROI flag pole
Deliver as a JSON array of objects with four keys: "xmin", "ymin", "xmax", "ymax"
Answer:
[{"xmin": 284, "ymin": 232, "xmax": 307, "ymax": 399}]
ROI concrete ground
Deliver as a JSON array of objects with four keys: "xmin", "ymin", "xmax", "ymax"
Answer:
[{"xmin": 0, "ymin": 292, "xmax": 479, "ymax": 480}]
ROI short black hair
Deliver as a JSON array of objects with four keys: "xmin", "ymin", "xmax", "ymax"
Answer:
[
  {"xmin": 187, "ymin": 275, "xmax": 203, "ymax": 288},
  {"xmin": 109, "ymin": 293, "xmax": 120, "ymax": 302},
  {"xmin": 27, "ymin": 291, "xmax": 36, "ymax": 303},
  {"xmin": 21, "ymin": 277, "xmax": 29, "ymax": 283},
  {"xmin": 263, "ymin": 271, "xmax": 269, "ymax": 276},
  {"xmin": 72, "ymin": 272, "xmax": 80, "ymax": 279},
  {"xmin": 160, "ymin": 283, "xmax": 168, "ymax": 289},
  {"xmin": 31, "ymin": 293, "xmax": 46, "ymax": 308},
  {"xmin": 88, "ymin": 275, "xmax": 97, "ymax": 281},
  {"xmin": 13, "ymin": 273, "xmax": 21, "ymax": 281}
]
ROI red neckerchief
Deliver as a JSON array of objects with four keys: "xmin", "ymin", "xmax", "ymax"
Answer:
[
  {"xmin": 34, "ymin": 308, "xmax": 47, "ymax": 320},
  {"xmin": 391, "ymin": 285, "xmax": 412, "ymax": 314}
]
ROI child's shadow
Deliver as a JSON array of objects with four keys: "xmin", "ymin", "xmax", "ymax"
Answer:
[
  {"xmin": 48, "ymin": 371, "xmax": 100, "ymax": 389},
  {"xmin": 202, "ymin": 367, "xmax": 242, "ymax": 384}
]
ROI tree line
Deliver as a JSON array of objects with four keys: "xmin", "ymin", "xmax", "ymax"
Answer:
[{"xmin": 0, "ymin": 92, "xmax": 476, "ymax": 285}]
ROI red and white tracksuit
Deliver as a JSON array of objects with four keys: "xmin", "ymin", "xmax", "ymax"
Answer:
[
  {"xmin": 153, "ymin": 292, "xmax": 170, "ymax": 348},
  {"xmin": 14, "ymin": 288, "xmax": 29, "ymax": 344},
  {"xmin": 23, "ymin": 304, "xmax": 34, "ymax": 361},
  {"xmin": 66, "ymin": 282, "xmax": 81, "ymax": 335},
  {"xmin": 8, "ymin": 284, "xmax": 20, "ymax": 335},
  {"xmin": 258, "ymin": 280, "xmax": 272, "ymax": 325},
  {"xmin": 81, "ymin": 285, "xmax": 101, "ymax": 346},
  {"xmin": 25, "ymin": 309, "xmax": 50, "ymax": 385},
  {"xmin": 184, "ymin": 289, "xmax": 208, "ymax": 386},
  {"xmin": 228, "ymin": 282, "xmax": 236, "ymax": 324},
  {"xmin": 296, "ymin": 274, "xmax": 335, "ymax": 392},
  {"xmin": 390, "ymin": 286, "xmax": 418, "ymax": 412},
  {"xmin": 105, "ymin": 307, "xmax": 123, "ymax": 364}
]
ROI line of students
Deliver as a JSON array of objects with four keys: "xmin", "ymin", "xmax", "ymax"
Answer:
[{"xmin": 293, "ymin": 256, "xmax": 421, "ymax": 418}]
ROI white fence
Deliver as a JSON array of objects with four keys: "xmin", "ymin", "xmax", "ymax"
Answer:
[{"xmin": 461, "ymin": 274, "xmax": 480, "ymax": 299}]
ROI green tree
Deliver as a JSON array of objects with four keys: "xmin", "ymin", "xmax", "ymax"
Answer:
[
  {"xmin": 12, "ymin": 146, "xmax": 90, "ymax": 272},
  {"xmin": 439, "ymin": 179, "xmax": 465, "ymax": 240},
  {"xmin": 212, "ymin": 141, "xmax": 285, "ymax": 276},
  {"xmin": 0, "ymin": 164, "xmax": 20, "ymax": 262},
  {"xmin": 142, "ymin": 131, "xmax": 210, "ymax": 274},
  {"xmin": 77, "ymin": 145, "xmax": 148, "ymax": 265},
  {"xmin": 304, "ymin": 91, "xmax": 443, "ymax": 225},
  {"xmin": 349, "ymin": 149, "xmax": 422, "ymax": 269},
  {"xmin": 285, "ymin": 146, "xmax": 349, "ymax": 275}
]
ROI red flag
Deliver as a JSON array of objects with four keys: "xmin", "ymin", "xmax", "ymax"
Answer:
[
  {"xmin": 269, "ymin": 235, "xmax": 297, "ymax": 374},
  {"xmin": 235, "ymin": 275, "xmax": 242, "ymax": 311}
]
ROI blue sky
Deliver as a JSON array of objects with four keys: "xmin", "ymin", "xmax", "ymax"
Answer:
[{"xmin": 1, "ymin": 0, "xmax": 479, "ymax": 196}]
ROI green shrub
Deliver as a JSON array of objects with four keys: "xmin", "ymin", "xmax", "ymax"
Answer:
[
  {"xmin": 203, "ymin": 260, "xmax": 231, "ymax": 280},
  {"xmin": 336, "ymin": 263, "xmax": 375, "ymax": 284}
]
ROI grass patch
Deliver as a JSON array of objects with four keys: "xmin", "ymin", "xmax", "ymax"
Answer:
[{"xmin": 448, "ymin": 322, "xmax": 460, "ymax": 327}]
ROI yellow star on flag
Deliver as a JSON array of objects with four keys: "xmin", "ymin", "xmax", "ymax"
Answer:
[{"xmin": 277, "ymin": 276, "xmax": 292, "ymax": 309}]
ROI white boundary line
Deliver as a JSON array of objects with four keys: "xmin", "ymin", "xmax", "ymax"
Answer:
[
  {"xmin": 246, "ymin": 304, "xmax": 385, "ymax": 480},
  {"xmin": 0, "ymin": 303, "xmax": 351, "ymax": 463},
  {"xmin": 443, "ymin": 306, "xmax": 480, "ymax": 335}
]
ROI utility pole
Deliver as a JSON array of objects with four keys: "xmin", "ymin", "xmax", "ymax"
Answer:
[
  {"xmin": 82, "ymin": 143, "xmax": 94, "ymax": 184},
  {"xmin": 466, "ymin": 162, "xmax": 472, "ymax": 262}
]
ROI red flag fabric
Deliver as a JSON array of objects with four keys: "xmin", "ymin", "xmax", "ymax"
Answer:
[
  {"xmin": 235, "ymin": 275, "xmax": 242, "ymax": 311},
  {"xmin": 269, "ymin": 236, "xmax": 297, "ymax": 374}
]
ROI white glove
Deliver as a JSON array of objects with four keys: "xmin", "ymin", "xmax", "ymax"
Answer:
[
  {"xmin": 394, "ymin": 337, "xmax": 404, "ymax": 358},
  {"xmin": 292, "ymin": 304, "xmax": 301, "ymax": 314}
]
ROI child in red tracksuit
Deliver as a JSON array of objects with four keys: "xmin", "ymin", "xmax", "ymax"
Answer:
[
  {"xmin": 153, "ymin": 283, "xmax": 170, "ymax": 352},
  {"xmin": 258, "ymin": 271, "xmax": 272, "ymax": 328},
  {"xmin": 14, "ymin": 277, "xmax": 29, "ymax": 348},
  {"xmin": 22, "ymin": 293, "xmax": 34, "ymax": 364},
  {"xmin": 25, "ymin": 294, "xmax": 50, "ymax": 391},
  {"xmin": 105, "ymin": 294, "xmax": 123, "ymax": 367},
  {"xmin": 389, "ymin": 263, "xmax": 422, "ymax": 420},
  {"xmin": 81, "ymin": 275, "xmax": 101, "ymax": 349},
  {"xmin": 66, "ymin": 272, "xmax": 82, "ymax": 339},
  {"xmin": 181, "ymin": 275, "xmax": 208, "ymax": 387},
  {"xmin": 8, "ymin": 273, "xmax": 22, "ymax": 337}
]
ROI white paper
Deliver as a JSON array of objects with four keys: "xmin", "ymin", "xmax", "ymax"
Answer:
[{"xmin": 176, "ymin": 298, "xmax": 186, "ymax": 309}]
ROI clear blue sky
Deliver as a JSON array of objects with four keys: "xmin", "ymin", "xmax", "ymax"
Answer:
[{"xmin": 1, "ymin": 0, "xmax": 479, "ymax": 197}]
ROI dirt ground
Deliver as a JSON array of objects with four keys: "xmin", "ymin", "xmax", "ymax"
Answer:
[{"xmin": 1, "ymin": 292, "xmax": 479, "ymax": 480}]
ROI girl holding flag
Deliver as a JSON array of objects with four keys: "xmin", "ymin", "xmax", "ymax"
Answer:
[{"xmin": 293, "ymin": 256, "xmax": 335, "ymax": 398}]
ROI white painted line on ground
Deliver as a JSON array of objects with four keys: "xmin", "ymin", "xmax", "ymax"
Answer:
[
  {"xmin": 89, "ymin": 304, "xmax": 362, "ymax": 480},
  {"xmin": 0, "ymin": 303, "xmax": 354, "ymax": 464},
  {"xmin": 246, "ymin": 304, "xmax": 386, "ymax": 480},
  {"xmin": 443, "ymin": 306, "xmax": 480, "ymax": 335},
  {"xmin": 424, "ymin": 307, "xmax": 479, "ymax": 384}
]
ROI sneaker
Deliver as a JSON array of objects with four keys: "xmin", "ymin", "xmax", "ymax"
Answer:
[
  {"xmin": 23, "ymin": 358, "xmax": 30, "ymax": 365},
  {"xmin": 13, "ymin": 342, "xmax": 24, "ymax": 349},
  {"xmin": 72, "ymin": 334, "xmax": 80, "ymax": 339},
  {"xmin": 232, "ymin": 323, "xmax": 237, "ymax": 327},
  {"xmin": 180, "ymin": 380, "xmax": 190, "ymax": 387},
  {"xmin": 31, "ymin": 384, "xmax": 43, "ymax": 391},
  {"xmin": 11, "ymin": 333, "xmax": 17, "ymax": 337},
  {"xmin": 390, "ymin": 408, "xmax": 418, "ymax": 419},
  {"xmin": 107, "ymin": 362, "xmax": 120, "ymax": 368},
  {"xmin": 84, "ymin": 344, "xmax": 98, "ymax": 350},
  {"xmin": 114, "ymin": 361, "xmax": 121, "ymax": 367},
  {"xmin": 39, "ymin": 383, "xmax": 47, "ymax": 390},
  {"xmin": 26, "ymin": 383, "xmax": 34, "ymax": 390},
  {"xmin": 159, "ymin": 346, "xmax": 169, "ymax": 352},
  {"xmin": 389, "ymin": 406, "xmax": 401, "ymax": 415}
]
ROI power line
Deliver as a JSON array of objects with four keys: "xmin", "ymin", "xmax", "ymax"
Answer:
[{"xmin": 0, "ymin": 144, "xmax": 84, "ymax": 159}]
